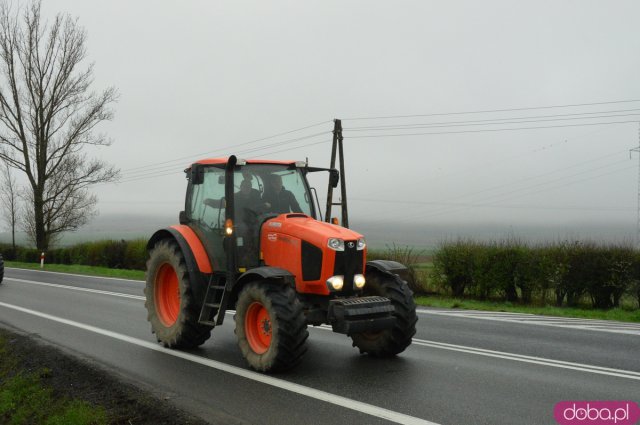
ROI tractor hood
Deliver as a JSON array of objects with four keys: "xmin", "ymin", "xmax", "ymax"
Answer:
[{"xmin": 263, "ymin": 214, "xmax": 363, "ymax": 248}]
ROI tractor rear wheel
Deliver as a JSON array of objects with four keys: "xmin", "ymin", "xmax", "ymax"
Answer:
[
  {"xmin": 145, "ymin": 240, "xmax": 212, "ymax": 348},
  {"xmin": 235, "ymin": 281, "xmax": 308, "ymax": 372},
  {"xmin": 350, "ymin": 271, "xmax": 417, "ymax": 357}
]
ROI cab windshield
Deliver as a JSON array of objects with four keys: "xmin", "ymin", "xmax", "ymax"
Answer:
[
  {"xmin": 234, "ymin": 164, "xmax": 314, "ymax": 219},
  {"xmin": 188, "ymin": 163, "xmax": 315, "ymax": 230}
]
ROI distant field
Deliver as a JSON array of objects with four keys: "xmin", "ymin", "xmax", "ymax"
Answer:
[{"xmin": 0, "ymin": 214, "xmax": 635, "ymax": 249}]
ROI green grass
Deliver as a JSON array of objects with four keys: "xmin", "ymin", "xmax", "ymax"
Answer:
[
  {"xmin": 0, "ymin": 334, "xmax": 108, "ymax": 425},
  {"xmin": 415, "ymin": 295, "xmax": 640, "ymax": 323},
  {"xmin": 5, "ymin": 261, "xmax": 144, "ymax": 281}
]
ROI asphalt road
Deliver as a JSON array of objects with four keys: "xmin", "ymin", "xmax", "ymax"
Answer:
[{"xmin": 0, "ymin": 268, "xmax": 638, "ymax": 425}]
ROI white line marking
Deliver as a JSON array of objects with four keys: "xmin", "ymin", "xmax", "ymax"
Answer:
[
  {"xmin": 312, "ymin": 325, "xmax": 640, "ymax": 381},
  {"xmin": 411, "ymin": 340, "xmax": 640, "ymax": 380},
  {"xmin": 9, "ymin": 276, "xmax": 640, "ymax": 380},
  {"xmin": 0, "ymin": 301, "xmax": 438, "ymax": 425},
  {"xmin": 5, "ymin": 278, "xmax": 145, "ymax": 300},
  {"xmin": 6, "ymin": 267, "xmax": 144, "ymax": 283},
  {"xmin": 417, "ymin": 309, "xmax": 640, "ymax": 336}
]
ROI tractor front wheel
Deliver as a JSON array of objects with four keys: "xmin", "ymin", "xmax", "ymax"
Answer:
[
  {"xmin": 235, "ymin": 281, "xmax": 308, "ymax": 372},
  {"xmin": 145, "ymin": 240, "xmax": 212, "ymax": 348},
  {"xmin": 350, "ymin": 271, "xmax": 417, "ymax": 357}
]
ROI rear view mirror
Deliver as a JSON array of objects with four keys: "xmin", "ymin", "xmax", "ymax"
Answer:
[
  {"xmin": 190, "ymin": 165, "xmax": 204, "ymax": 184},
  {"xmin": 179, "ymin": 211, "xmax": 188, "ymax": 224}
]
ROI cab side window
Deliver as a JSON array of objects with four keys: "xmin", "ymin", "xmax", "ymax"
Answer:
[{"xmin": 190, "ymin": 168, "xmax": 225, "ymax": 228}]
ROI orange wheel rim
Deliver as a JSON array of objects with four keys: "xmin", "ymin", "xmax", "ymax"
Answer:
[
  {"xmin": 155, "ymin": 263, "xmax": 180, "ymax": 326},
  {"xmin": 245, "ymin": 302, "xmax": 272, "ymax": 354}
]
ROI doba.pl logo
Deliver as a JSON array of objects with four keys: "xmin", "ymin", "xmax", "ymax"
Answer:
[{"xmin": 554, "ymin": 401, "xmax": 640, "ymax": 425}]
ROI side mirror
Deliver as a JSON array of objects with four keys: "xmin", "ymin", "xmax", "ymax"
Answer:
[
  {"xmin": 179, "ymin": 211, "xmax": 188, "ymax": 224},
  {"xmin": 329, "ymin": 169, "xmax": 339, "ymax": 188},
  {"xmin": 190, "ymin": 165, "xmax": 204, "ymax": 184}
]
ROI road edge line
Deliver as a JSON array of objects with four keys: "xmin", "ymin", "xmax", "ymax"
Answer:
[{"xmin": 0, "ymin": 301, "xmax": 439, "ymax": 425}]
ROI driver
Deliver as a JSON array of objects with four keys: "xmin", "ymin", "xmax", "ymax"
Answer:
[
  {"xmin": 235, "ymin": 179, "xmax": 264, "ymax": 221},
  {"xmin": 262, "ymin": 174, "xmax": 302, "ymax": 214}
]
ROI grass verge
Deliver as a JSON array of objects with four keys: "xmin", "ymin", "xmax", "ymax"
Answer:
[
  {"xmin": 415, "ymin": 295, "xmax": 640, "ymax": 323},
  {"xmin": 5, "ymin": 261, "xmax": 144, "ymax": 281},
  {"xmin": 0, "ymin": 328, "xmax": 210, "ymax": 425},
  {"xmin": 0, "ymin": 332, "xmax": 108, "ymax": 425}
]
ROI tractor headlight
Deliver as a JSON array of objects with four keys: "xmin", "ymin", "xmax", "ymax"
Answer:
[
  {"xmin": 327, "ymin": 238, "xmax": 345, "ymax": 251},
  {"xmin": 357, "ymin": 238, "xmax": 366, "ymax": 250},
  {"xmin": 354, "ymin": 274, "xmax": 366, "ymax": 289},
  {"xmin": 326, "ymin": 275, "xmax": 344, "ymax": 291}
]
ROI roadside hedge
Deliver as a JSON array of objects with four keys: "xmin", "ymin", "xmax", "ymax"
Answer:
[
  {"xmin": 0, "ymin": 239, "xmax": 148, "ymax": 271},
  {"xmin": 431, "ymin": 240, "xmax": 639, "ymax": 309},
  {"xmin": 4, "ymin": 237, "xmax": 638, "ymax": 310}
]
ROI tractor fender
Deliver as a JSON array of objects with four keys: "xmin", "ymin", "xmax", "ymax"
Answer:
[
  {"xmin": 237, "ymin": 266, "xmax": 295, "ymax": 285},
  {"xmin": 147, "ymin": 227, "xmax": 211, "ymax": 304},
  {"xmin": 365, "ymin": 260, "xmax": 410, "ymax": 282},
  {"xmin": 228, "ymin": 266, "xmax": 295, "ymax": 308}
]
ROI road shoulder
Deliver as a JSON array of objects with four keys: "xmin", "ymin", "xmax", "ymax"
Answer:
[{"xmin": 0, "ymin": 325, "xmax": 212, "ymax": 425}]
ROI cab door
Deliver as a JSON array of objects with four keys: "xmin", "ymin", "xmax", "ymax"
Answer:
[{"xmin": 187, "ymin": 166, "xmax": 227, "ymax": 272}]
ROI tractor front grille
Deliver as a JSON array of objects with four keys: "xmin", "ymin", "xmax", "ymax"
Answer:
[{"xmin": 333, "ymin": 241, "xmax": 363, "ymax": 295}]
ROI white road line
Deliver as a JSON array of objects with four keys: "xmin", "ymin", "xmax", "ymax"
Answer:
[
  {"xmin": 0, "ymin": 301, "xmax": 438, "ymax": 425},
  {"xmin": 411, "ymin": 340, "xmax": 640, "ymax": 381},
  {"xmin": 6, "ymin": 267, "xmax": 144, "ymax": 283},
  {"xmin": 8, "ymin": 276, "xmax": 640, "ymax": 380},
  {"xmin": 5, "ymin": 277, "xmax": 146, "ymax": 300},
  {"xmin": 418, "ymin": 309, "xmax": 640, "ymax": 336},
  {"xmin": 313, "ymin": 325, "xmax": 640, "ymax": 381}
]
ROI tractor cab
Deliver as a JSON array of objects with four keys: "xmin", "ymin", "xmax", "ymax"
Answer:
[{"xmin": 181, "ymin": 158, "xmax": 322, "ymax": 271}]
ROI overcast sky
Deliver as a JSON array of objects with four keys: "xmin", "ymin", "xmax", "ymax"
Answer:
[{"xmin": 39, "ymin": 1, "xmax": 640, "ymax": 231}]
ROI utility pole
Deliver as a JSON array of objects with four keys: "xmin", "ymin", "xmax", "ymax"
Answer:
[
  {"xmin": 325, "ymin": 119, "xmax": 349, "ymax": 228},
  {"xmin": 631, "ymin": 122, "xmax": 640, "ymax": 247}
]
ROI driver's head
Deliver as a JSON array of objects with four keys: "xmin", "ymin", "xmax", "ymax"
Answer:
[
  {"xmin": 240, "ymin": 179, "xmax": 252, "ymax": 195},
  {"xmin": 270, "ymin": 174, "xmax": 283, "ymax": 192}
]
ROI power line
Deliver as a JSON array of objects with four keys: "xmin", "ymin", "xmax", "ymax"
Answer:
[
  {"xmin": 355, "ymin": 125, "xmax": 614, "ymax": 199},
  {"xmin": 344, "ymin": 120, "xmax": 640, "ymax": 139},
  {"xmin": 354, "ymin": 150, "xmax": 629, "ymax": 214},
  {"xmin": 350, "ymin": 198, "xmax": 634, "ymax": 212},
  {"xmin": 344, "ymin": 111, "xmax": 640, "ymax": 132},
  {"xmin": 116, "ymin": 131, "xmax": 330, "ymax": 183},
  {"xmin": 120, "ymin": 120, "xmax": 331, "ymax": 174},
  {"xmin": 632, "ymin": 123, "xmax": 640, "ymax": 246},
  {"xmin": 343, "ymin": 99, "xmax": 640, "ymax": 121},
  {"xmin": 253, "ymin": 139, "xmax": 329, "ymax": 159},
  {"xmin": 354, "ymin": 153, "xmax": 630, "ymax": 221},
  {"xmin": 394, "ymin": 163, "xmax": 635, "ymax": 223}
]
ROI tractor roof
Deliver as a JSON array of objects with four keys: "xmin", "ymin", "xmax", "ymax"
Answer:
[{"xmin": 194, "ymin": 158, "xmax": 297, "ymax": 166}]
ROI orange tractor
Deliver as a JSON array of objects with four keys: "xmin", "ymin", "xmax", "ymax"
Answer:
[{"xmin": 145, "ymin": 128, "xmax": 417, "ymax": 372}]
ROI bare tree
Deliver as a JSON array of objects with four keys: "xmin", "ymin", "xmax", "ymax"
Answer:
[
  {"xmin": 0, "ymin": 1, "xmax": 118, "ymax": 250},
  {"xmin": 0, "ymin": 162, "xmax": 19, "ymax": 254}
]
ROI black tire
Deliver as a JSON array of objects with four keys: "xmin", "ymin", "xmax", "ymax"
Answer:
[
  {"xmin": 235, "ymin": 281, "xmax": 308, "ymax": 372},
  {"xmin": 0, "ymin": 253, "xmax": 4, "ymax": 284},
  {"xmin": 350, "ymin": 271, "xmax": 417, "ymax": 357},
  {"xmin": 144, "ymin": 240, "xmax": 212, "ymax": 348}
]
